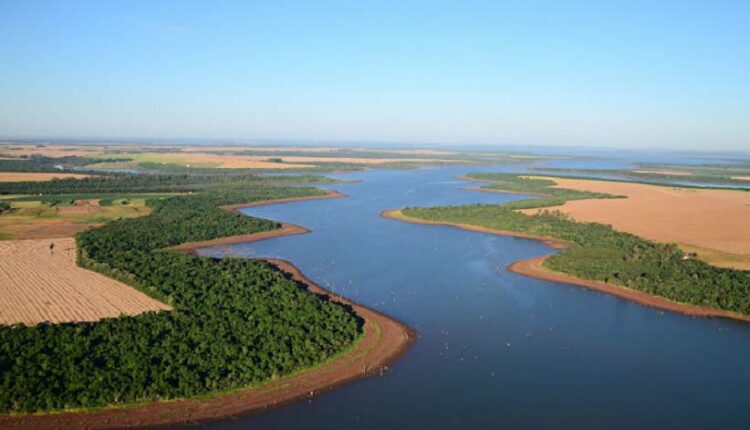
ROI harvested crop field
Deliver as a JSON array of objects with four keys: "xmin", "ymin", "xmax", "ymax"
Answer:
[
  {"xmin": 0, "ymin": 145, "xmax": 102, "ymax": 158},
  {"xmin": 520, "ymin": 177, "xmax": 750, "ymax": 270},
  {"xmin": 631, "ymin": 170, "xmax": 692, "ymax": 176},
  {"xmin": 0, "ymin": 172, "xmax": 90, "ymax": 182},
  {"xmin": 0, "ymin": 220, "xmax": 95, "ymax": 240},
  {"xmin": 128, "ymin": 152, "xmax": 448, "ymax": 166},
  {"xmin": 0, "ymin": 238, "xmax": 171, "ymax": 325}
]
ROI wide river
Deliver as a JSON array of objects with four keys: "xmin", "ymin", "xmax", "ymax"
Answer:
[{"xmin": 191, "ymin": 165, "xmax": 750, "ymax": 429}]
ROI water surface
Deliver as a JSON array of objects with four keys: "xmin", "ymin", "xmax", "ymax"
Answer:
[{"xmin": 193, "ymin": 166, "xmax": 750, "ymax": 429}]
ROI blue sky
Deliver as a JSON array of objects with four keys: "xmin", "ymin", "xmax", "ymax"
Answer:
[{"xmin": 1, "ymin": 0, "xmax": 748, "ymax": 150}]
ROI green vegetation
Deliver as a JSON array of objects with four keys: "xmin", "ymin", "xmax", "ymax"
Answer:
[
  {"xmin": 0, "ymin": 201, "xmax": 10, "ymax": 214},
  {"xmin": 0, "ymin": 155, "xmax": 126, "ymax": 173},
  {"xmin": 403, "ymin": 173, "xmax": 750, "ymax": 314},
  {"xmin": 532, "ymin": 165, "xmax": 750, "ymax": 188},
  {"xmin": 0, "ymin": 183, "xmax": 362, "ymax": 413},
  {"xmin": 0, "ymin": 172, "xmax": 338, "ymax": 195},
  {"xmin": 466, "ymin": 173, "xmax": 621, "ymax": 209}
]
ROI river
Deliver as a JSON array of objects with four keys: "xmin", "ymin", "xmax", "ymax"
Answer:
[{"xmin": 191, "ymin": 165, "xmax": 750, "ymax": 429}]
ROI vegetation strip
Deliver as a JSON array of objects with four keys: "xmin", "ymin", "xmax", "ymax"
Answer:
[
  {"xmin": 1, "ymin": 183, "xmax": 413, "ymax": 428},
  {"xmin": 382, "ymin": 172, "xmax": 750, "ymax": 321}
]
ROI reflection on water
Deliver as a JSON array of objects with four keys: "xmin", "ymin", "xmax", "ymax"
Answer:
[{"xmin": 191, "ymin": 165, "xmax": 750, "ymax": 430}]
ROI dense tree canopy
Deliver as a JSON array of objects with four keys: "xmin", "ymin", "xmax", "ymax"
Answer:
[
  {"xmin": 0, "ymin": 184, "xmax": 361, "ymax": 413},
  {"xmin": 0, "ymin": 171, "xmax": 337, "ymax": 195}
]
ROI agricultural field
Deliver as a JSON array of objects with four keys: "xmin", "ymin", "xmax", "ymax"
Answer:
[
  {"xmin": 518, "ymin": 177, "xmax": 750, "ymax": 269},
  {"xmin": 0, "ymin": 197, "xmax": 155, "ymax": 240},
  {"xmin": 0, "ymin": 142, "xmax": 555, "ymax": 173},
  {"xmin": 0, "ymin": 238, "xmax": 171, "ymax": 325},
  {"xmin": 0, "ymin": 172, "xmax": 90, "ymax": 182}
]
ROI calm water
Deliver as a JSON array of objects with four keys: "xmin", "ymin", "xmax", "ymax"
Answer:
[{"xmin": 191, "ymin": 165, "xmax": 750, "ymax": 429}]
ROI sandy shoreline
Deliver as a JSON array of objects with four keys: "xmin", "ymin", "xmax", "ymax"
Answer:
[
  {"xmin": 1, "ymin": 191, "xmax": 414, "ymax": 430},
  {"xmin": 381, "ymin": 209, "xmax": 750, "ymax": 323}
]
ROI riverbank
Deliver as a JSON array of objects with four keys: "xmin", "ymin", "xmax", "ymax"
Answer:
[
  {"xmin": 2, "ymin": 192, "xmax": 414, "ymax": 430},
  {"xmin": 382, "ymin": 208, "xmax": 750, "ymax": 323},
  {"xmin": 220, "ymin": 188, "xmax": 346, "ymax": 211}
]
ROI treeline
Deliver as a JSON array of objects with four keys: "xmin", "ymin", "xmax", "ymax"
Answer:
[
  {"xmin": 403, "ymin": 174, "xmax": 750, "ymax": 314},
  {"xmin": 466, "ymin": 173, "xmax": 623, "ymax": 209},
  {"xmin": 0, "ymin": 155, "xmax": 127, "ymax": 173},
  {"xmin": 0, "ymin": 172, "xmax": 337, "ymax": 195},
  {"xmin": 0, "ymin": 184, "xmax": 361, "ymax": 413},
  {"xmin": 529, "ymin": 167, "xmax": 750, "ymax": 188}
]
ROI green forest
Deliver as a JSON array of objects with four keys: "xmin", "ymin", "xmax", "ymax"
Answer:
[
  {"xmin": 0, "ymin": 170, "xmax": 337, "ymax": 195},
  {"xmin": 0, "ymin": 183, "xmax": 362, "ymax": 413},
  {"xmin": 403, "ymin": 173, "xmax": 750, "ymax": 314}
]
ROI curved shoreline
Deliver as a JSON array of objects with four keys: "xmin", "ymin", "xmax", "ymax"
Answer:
[
  {"xmin": 2, "ymin": 191, "xmax": 414, "ymax": 430},
  {"xmin": 381, "ymin": 208, "xmax": 750, "ymax": 323}
]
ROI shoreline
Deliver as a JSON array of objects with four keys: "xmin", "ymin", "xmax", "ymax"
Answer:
[
  {"xmin": 2, "ymin": 191, "xmax": 415, "ymax": 430},
  {"xmin": 220, "ymin": 188, "xmax": 346, "ymax": 212},
  {"xmin": 381, "ymin": 208, "xmax": 750, "ymax": 323}
]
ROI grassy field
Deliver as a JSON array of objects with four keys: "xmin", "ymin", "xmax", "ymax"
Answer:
[{"xmin": 0, "ymin": 196, "xmax": 168, "ymax": 240}]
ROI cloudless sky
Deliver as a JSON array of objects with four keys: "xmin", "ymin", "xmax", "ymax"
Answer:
[{"xmin": 1, "ymin": 0, "xmax": 748, "ymax": 150}]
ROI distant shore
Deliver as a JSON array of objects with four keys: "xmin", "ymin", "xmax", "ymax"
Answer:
[
  {"xmin": 381, "ymin": 208, "xmax": 750, "ymax": 323},
  {"xmin": 2, "ymin": 190, "xmax": 414, "ymax": 430},
  {"xmin": 220, "ymin": 188, "xmax": 347, "ymax": 212}
]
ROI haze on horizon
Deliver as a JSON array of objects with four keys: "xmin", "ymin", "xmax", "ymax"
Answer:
[{"xmin": 1, "ymin": 0, "xmax": 748, "ymax": 151}]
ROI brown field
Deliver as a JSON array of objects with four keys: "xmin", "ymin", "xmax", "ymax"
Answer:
[
  {"xmin": 0, "ymin": 220, "xmax": 96, "ymax": 239},
  {"xmin": 1, "ymin": 144, "xmax": 458, "ymax": 170},
  {"xmin": 0, "ymin": 145, "xmax": 103, "ymax": 158},
  {"xmin": 130, "ymin": 152, "xmax": 450, "ymax": 167},
  {"xmin": 632, "ymin": 170, "xmax": 692, "ymax": 176},
  {"xmin": 181, "ymin": 145, "xmax": 339, "ymax": 153},
  {"xmin": 732, "ymin": 176, "xmax": 750, "ymax": 181},
  {"xmin": 0, "ymin": 172, "xmax": 90, "ymax": 182},
  {"xmin": 520, "ymin": 177, "xmax": 750, "ymax": 269},
  {"xmin": 169, "ymin": 153, "xmax": 315, "ymax": 169},
  {"xmin": 248, "ymin": 155, "xmax": 449, "ymax": 165},
  {"xmin": 0, "ymin": 238, "xmax": 171, "ymax": 325},
  {"xmin": 182, "ymin": 146, "xmax": 457, "ymax": 155}
]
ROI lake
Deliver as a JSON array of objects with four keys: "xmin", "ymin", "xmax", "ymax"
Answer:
[{"xmin": 191, "ymin": 164, "xmax": 750, "ymax": 429}]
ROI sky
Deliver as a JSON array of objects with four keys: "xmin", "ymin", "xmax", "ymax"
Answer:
[{"xmin": 0, "ymin": 1, "xmax": 748, "ymax": 150}]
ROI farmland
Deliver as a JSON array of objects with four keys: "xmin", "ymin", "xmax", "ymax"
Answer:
[
  {"xmin": 0, "ymin": 238, "xmax": 171, "ymax": 325},
  {"xmin": 0, "ymin": 172, "xmax": 90, "ymax": 182},
  {"xmin": 517, "ymin": 176, "xmax": 750, "ymax": 269}
]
